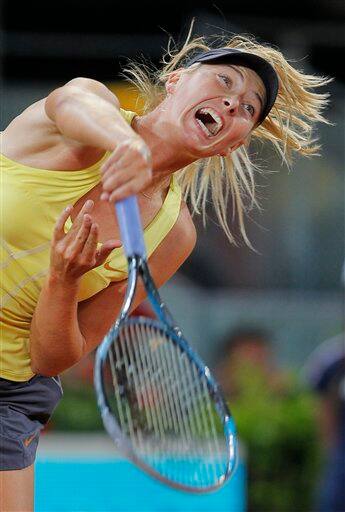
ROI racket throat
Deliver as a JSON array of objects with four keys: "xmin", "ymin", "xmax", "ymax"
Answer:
[
  {"xmin": 140, "ymin": 260, "xmax": 181, "ymax": 333},
  {"xmin": 118, "ymin": 256, "xmax": 141, "ymax": 321}
]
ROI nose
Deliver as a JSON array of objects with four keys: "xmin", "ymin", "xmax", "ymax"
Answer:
[{"xmin": 223, "ymin": 97, "xmax": 239, "ymax": 115}]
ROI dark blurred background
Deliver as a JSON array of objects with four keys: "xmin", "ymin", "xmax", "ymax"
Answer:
[{"xmin": 2, "ymin": 0, "xmax": 344, "ymax": 81}]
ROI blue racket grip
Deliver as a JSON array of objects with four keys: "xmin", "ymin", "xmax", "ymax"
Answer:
[{"xmin": 115, "ymin": 196, "xmax": 146, "ymax": 258}]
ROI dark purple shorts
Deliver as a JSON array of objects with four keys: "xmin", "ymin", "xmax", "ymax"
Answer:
[{"xmin": 0, "ymin": 375, "xmax": 63, "ymax": 470}]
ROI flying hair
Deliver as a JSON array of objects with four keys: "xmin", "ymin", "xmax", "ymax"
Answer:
[{"xmin": 122, "ymin": 27, "xmax": 332, "ymax": 247}]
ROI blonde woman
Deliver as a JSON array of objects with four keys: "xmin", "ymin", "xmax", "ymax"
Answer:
[{"xmin": 0, "ymin": 34, "xmax": 330, "ymax": 510}]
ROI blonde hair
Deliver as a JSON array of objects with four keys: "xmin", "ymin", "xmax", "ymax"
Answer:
[{"xmin": 123, "ymin": 31, "xmax": 331, "ymax": 247}]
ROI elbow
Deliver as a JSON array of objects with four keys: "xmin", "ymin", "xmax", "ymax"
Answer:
[
  {"xmin": 30, "ymin": 363, "xmax": 56, "ymax": 378},
  {"xmin": 30, "ymin": 345, "xmax": 83, "ymax": 377},
  {"xmin": 45, "ymin": 77, "xmax": 120, "ymax": 122},
  {"xmin": 30, "ymin": 358, "xmax": 55, "ymax": 377},
  {"xmin": 44, "ymin": 85, "xmax": 80, "ymax": 123},
  {"xmin": 30, "ymin": 354, "xmax": 81, "ymax": 377}
]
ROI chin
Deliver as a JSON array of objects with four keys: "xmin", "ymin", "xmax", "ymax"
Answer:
[
  {"xmin": 177, "ymin": 119, "xmax": 226, "ymax": 159},
  {"xmin": 190, "ymin": 138, "xmax": 227, "ymax": 159}
]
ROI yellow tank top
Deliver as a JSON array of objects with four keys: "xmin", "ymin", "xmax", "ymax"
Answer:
[{"xmin": 0, "ymin": 109, "xmax": 182, "ymax": 381}]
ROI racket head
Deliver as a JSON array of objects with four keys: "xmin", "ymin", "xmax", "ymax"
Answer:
[{"xmin": 94, "ymin": 316, "xmax": 237, "ymax": 493}]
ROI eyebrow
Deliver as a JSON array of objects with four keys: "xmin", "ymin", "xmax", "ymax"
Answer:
[
  {"xmin": 229, "ymin": 65, "xmax": 264, "ymax": 112},
  {"xmin": 229, "ymin": 65, "xmax": 245, "ymax": 81}
]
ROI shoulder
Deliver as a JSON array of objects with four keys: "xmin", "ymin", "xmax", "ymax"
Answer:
[
  {"xmin": 173, "ymin": 200, "xmax": 197, "ymax": 253},
  {"xmin": 65, "ymin": 78, "xmax": 120, "ymax": 107},
  {"xmin": 1, "ymin": 97, "xmax": 60, "ymax": 161},
  {"xmin": 149, "ymin": 200, "xmax": 196, "ymax": 278},
  {"xmin": 138, "ymin": 200, "xmax": 195, "ymax": 290},
  {"xmin": 2, "ymin": 77, "xmax": 120, "ymax": 168},
  {"xmin": 46, "ymin": 77, "xmax": 120, "ymax": 111}
]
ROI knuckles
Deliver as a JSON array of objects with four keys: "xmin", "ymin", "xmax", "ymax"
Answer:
[
  {"xmin": 101, "ymin": 162, "xmax": 152, "ymax": 193},
  {"xmin": 104, "ymin": 139, "xmax": 152, "ymax": 169},
  {"xmin": 53, "ymin": 245, "xmax": 65, "ymax": 257}
]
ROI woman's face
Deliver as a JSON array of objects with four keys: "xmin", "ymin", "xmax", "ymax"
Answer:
[{"xmin": 163, "ymin": 63, "xmax": 265, "ymax": 157}]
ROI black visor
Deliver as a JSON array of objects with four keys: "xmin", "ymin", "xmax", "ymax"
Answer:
[{"xmin": 187, "ymin": 48, "xmax": 279, "ymax": 124}]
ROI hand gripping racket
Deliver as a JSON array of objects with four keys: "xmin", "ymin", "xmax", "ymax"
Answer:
[{"xmin": 94, "ymin": 195, "xmax": 237, "ymax": 492}]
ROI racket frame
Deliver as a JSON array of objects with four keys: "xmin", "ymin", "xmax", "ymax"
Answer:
[{"xmin": 94, "ymin": 254, "xmax": 238, "ymax": 493}]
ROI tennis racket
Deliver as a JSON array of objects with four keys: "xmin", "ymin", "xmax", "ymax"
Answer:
[{"xmin": 94, "ymin": 195, "xmax": 237, "ymax": 493}]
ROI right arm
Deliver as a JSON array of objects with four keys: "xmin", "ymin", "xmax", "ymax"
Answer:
[
  {"xmin": 45, "ymin": 77, "xmax": 152, "ymax": 201},
  {"xmin": 3, "ymin": 77, "xmax": 152, "ymax": 201},
  {"xmin": 45, "ymin": 77, "xmax": 133, "ymax": 153}
]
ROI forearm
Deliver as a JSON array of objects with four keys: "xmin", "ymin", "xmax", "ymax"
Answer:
[
  {"xmin": 30, "ymin": 198, "xmax": 122, "ymax": 376},
  {"xmin": 30, "ymin": 273, "xmax": 86, "ymax": 376},
  {"xmin": 45, "ymin": 84, "xmax": 135, "ymax": 151}
]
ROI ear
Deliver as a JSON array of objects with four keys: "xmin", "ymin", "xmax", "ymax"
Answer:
[{"xmin": 165, "ymin": 69, "xmax": 183, "ymax": 94}]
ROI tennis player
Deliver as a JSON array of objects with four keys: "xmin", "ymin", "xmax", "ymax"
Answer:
[{"xmin": 0, "ymin": 33, "xmax": 330, "ymax": 510}]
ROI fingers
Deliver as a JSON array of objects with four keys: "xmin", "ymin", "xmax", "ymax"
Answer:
[
  {"xmin": 101, "ymin": 152, "xmax": 150, "ymax": 183},
  {"xmin": 50, "ymin": 200, "xmax": 122, "ymax": 282},
  {"xmin": 106, "ymin": 181, "xmax": 144, "ymax": 203},
  {"xmin": 54, "ymin": 199, "xmax": 95, "ymax": 242},
  {"xmin": 53, "ymin": 205, "xmax": 73, "ymax": 242},
  {"xmin": 82, "ymin": 229, "xmax": 122, "ymax": 269},
  {"xmin": 64, "ymin": 214, "xmax": 92, "ymax": 258},
  {"xmin": 100, "ymin": 139, "xmax": 151, "ymax": 175},
  {"xmin": 100, "ymin": 191, "xmax": 110, "ymax": 201},
  {"xmin": 69, "ymin": 220, "xmax": 102, "ymax": 267},
  {"xmin": 102, "ymin": 167, "xmax": 150, "ymax": 200},
  {"xmin": 68, "ymin": 200, "xmax": 94, "ymax": 236},
  {"xmin": 101, "ymin": 174, "xmax": 152, "ymax": 203},
  {"xmin": 94, "ymin": 239, "xmax": 122, "ymax": 266},
  {"xmin": 100, "ymin": 138, "xmax": 152, "ymax": 202},
  {"xmin": 80, "ymin": 222, "xmax": 99, "ymax": 264},
  {"xmin": 101, "ymin": 166, "xmax": 152, "ymax": 198}
]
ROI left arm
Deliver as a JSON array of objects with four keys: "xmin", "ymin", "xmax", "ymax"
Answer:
[{"xmin": 77, "ymin": 202, "xmax": 196, "ymax": 356}]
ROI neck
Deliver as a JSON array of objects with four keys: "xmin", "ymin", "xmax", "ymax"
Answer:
[{"xmin": 132, "ymin": 105, "xmax": 197, "ymax": 190}]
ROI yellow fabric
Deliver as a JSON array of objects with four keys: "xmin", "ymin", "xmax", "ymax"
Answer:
[{"xmin": 0, "ymin": 109, "xmax": 182, "ymax": 381}]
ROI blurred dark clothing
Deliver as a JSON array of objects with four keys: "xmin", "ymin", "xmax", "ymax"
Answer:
[{"xmin": 305, "ymin": 333, "xmax": 345, "ymax": 512}]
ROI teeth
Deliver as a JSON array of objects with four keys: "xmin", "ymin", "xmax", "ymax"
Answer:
[
  {"xmin": 199, "ymin": 108, "xmax": 223, "ymax": 128},
  {"xmin": 196, "ymin": 117, "xmax": 212, "ymax": 136},
  {"xmin": 196, "ymin": 108, "xmax": 223, "ymax": 137}
]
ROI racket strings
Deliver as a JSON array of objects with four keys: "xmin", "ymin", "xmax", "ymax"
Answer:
[{"xmin": 104, "ymin": 321, "xmax": 228, "ymax": 487}]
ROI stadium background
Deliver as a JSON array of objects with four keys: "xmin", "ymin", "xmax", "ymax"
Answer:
[{"xmin": 1, "ymin": 1, "xmax": 344, "ymax": 511}]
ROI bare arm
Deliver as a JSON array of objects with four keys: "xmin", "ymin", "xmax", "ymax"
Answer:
[
  {"xmin": 78, "ymin": 203, "xmax": 196, "ymax": 355},
  {"xmin": 30, "ymin": 200, "xmax": 121, "ymax": 375},
  {"xmin": 30, "ymin": 202, "xmax": 196, "ymax": 375},
  {"xmin": 3, "ymin": 77, "xmax": 152, "ymax": 201},
  {"xmin": 45, "ymin": 77, "xmax": 134, "ymax": 152},
  {"xmin": 30, "ymin": 276, "xmax": 84, "ymax": 375},
  {"xmin": 45, "ymin": 77, "xmax": 153, "ymax": 201}
]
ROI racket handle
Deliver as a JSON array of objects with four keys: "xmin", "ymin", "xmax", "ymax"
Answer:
[{"xmin": 115, "ymin": 196, "xmax": 146, "ymax": 258}]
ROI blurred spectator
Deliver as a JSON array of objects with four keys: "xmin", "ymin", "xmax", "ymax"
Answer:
[
  {"xmin": 215, "ymin": 326, "xmax": 287, "ymax": 397},
  {"xmin": 303, "ymin": 333, "xmax": 345, "ymax": 512},
  {"xmin": 215, "ymin": 326, "xmax": 320, "ymax": 511}
]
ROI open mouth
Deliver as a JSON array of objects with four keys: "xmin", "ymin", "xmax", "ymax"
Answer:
[{"xmin": 195, "ymin": 107, "xmax": 223, "ymax": 137}]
